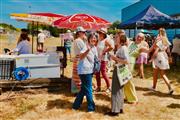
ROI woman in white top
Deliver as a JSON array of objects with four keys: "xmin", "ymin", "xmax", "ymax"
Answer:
[
  {"xmin": 106, "ymin": 34, "xmax": 130, "ymax": 116},
  {"xmin": 95, "ymin": 28, "xmax": 113, "ymax": 92},
  {"xmin": 136, "ymin": 33, "xmax": 149, "ymax": 79},
  {"xmin": 149, "ymin": 28, "xmax": 173, "ymax": 94},
  {"xmin": 72, "ymin": 27, "xmax": 97, "ymax": 112}
]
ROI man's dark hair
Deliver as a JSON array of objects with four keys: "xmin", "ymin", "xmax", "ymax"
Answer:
[{"xmin": 21, "ymin": 28, "xmax": 29, "ymax": 33}]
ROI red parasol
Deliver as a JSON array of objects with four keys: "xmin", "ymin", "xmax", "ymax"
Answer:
[{"xmin": 53, "ymin": 13, "xmax": 111, "ymax": 30}]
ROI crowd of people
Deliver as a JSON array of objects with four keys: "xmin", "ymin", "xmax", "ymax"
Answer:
[
  {"xmin": 5, "ymin": 26, "xmax": 176, "ymax": 116},
  {"xmin": 71, "ymin": 26, "xmax": 174, "ymax": 116}
]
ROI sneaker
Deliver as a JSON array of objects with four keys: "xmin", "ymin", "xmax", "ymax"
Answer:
[
  {"xmin": 105, "ymin": 88, "xmax": 111, "ymax": 93},
  {"xmin": 149, "ymin": 87, "xmax": 156, "ymax": 91},
  {"xmin": 72, "ymin": 108, "xmax": 78, "ymax": 111},
  {"xmin": 94, "ymin": 88, "xmax": 101, "ymax": 92},
  {"xmin": 168, "ymin": 89, "xmax": 174, "ymax": 95},
  {"xmin": 120, "ymin": 109, "xmax": 124, "ymax": 114},
  {"xmin": 127, "ymin": 101, "xmax": 138, "ymax": 105},
  {"xmin": 88, "ymin": 111, "xmax": 95, "ymax": 113},
  {"xmin": 105, "ymin": 111, "xmax": 119, "ymax": 116}
]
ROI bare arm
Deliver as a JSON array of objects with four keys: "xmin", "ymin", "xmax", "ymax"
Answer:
[
  {"xmin": 110, "ymin": 55, "xmax": 128, "ymax": 64},
  {"xmin": 102, "ymin": 40, "xmax": 113, "ymax": 55},
  {"xmin": 79, "ymin": 48, "xmax": 90, "ymax": 60},
  {"xmin": 149, "ymin": 47, "xmax": 159, "ymax": 62},
  {"xmin": 139, "ymin": 41, "xmax": 150, "ymax": 53}
]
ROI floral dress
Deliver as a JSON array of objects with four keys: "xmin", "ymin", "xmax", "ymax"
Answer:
[{"xmin": 153, "ymin": 40, "xmax": 170, "ymax": 70}]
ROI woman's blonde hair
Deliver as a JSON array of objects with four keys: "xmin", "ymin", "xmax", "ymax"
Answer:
[{"xmin": 158, "ymin": 28, "xmax": 170, "ymax": 46}]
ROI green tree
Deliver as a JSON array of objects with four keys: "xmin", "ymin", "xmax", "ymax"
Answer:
[
  {"xmin": 27, "ymin": 23, "xmax": 67, "ymax": 37},
  {"xmin": 110, "ymin": 20, "xmax": 121, "ymax": 30},
  {"xmin": 108, "ymin": 20, "xmax": 121, "ymax": 35},
  {"xmin": 0, "ymin": 23, "xmax": 18, "ymax": 31}
]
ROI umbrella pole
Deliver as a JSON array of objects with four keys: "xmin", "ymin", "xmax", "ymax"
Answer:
[
  {"xmin": 36, "ymin": 22, "xmax": 39, "ymax": 52},
  {"xmin": 32, "ymin": 21, "xmax": 34, "ymax": 53}
]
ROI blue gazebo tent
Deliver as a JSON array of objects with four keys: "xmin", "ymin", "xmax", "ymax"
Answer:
[{"xmin": 119, "ymin": 5, "xmax": 180, "ymax": 29}]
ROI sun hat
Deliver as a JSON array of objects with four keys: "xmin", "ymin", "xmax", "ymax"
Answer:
[
  {"xmin": 97, "ymin": 27, "xmax": 107, "ymax": 34},
  {"xmin": 136, "ymin": 32, "xmax": 145, "ymax": 41},
  {"xmin": 137, "ymin": 32, "xmax": 145, "ymax": 38},
  {"xmin": 67, "ymin": 30, "xmax": 71, "ymax": 33},
  {"xmin": 76, "ymin": 26, "xmax": 86, "ymax": 32},
  {"xmin": 39, "ymin": 29, "xmax": 43, "ymax": 32}
]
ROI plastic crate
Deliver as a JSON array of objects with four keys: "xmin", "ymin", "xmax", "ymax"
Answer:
[{"xmin": 0, "ymin": 59, "xmax": 15, "ymax": 80}]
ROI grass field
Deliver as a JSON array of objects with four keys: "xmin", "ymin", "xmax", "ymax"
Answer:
[{"xmin": 0, "ymin": 33, "xmax": 180, "ymax": 120}]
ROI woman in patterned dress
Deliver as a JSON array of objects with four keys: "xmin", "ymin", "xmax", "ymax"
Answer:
[{"xmin": 149, "ymin": 28, "xmax": 173, "ymax": 94}]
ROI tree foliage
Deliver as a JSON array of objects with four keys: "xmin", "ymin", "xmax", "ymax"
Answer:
[
  {"xmin": 109, "ymin": 20, "xmax": 121, "ymax": 30},
  {"xmin": 108, "ymin": 20, "xmax": 121, "ymax": 34},
  {"xmin": 27, "ymin": 23, "xmax": 67, "ymax": 37},
  {"xmin": 0, "ymin": 23, "xmax": 19, "ymax": 31}
]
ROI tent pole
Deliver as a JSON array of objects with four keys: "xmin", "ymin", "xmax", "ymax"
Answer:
[
  {"xmin": 135, "ymin": 22, "xmax": 137, "ymax": 37},
  {"xmin": 175, "ymin": 29, "xmax": 177, "ymax": 35},
  {"xmin": 134, "ymin": 29, "xmax": 136, "ymax": 37},
  {"xmin": 129, "ymin": 29, "xmax": 130, "ymax": 38}
]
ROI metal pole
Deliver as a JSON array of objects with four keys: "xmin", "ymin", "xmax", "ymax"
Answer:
[
  {"xmin": 36, "ymin": 22, "xmax": 39, "ymax": 52},
  {"xmin": 32, "ymin": 22, "xmax": 34, "ymax": 53},
  {"xmin": 135, "ymin": 22, "xmax": 137, "ymax": 37}
]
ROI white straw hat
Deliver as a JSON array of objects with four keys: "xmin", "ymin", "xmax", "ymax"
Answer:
[
  {"xmin": 67, "ymin": 30, "xmax": 71, "ymax": 33},
  {"xmin": 76, "ymin": 26, "xmax": 86, "ymax": 32},
  {"xmin": 98, "ymin": 27, "xmax": 107, "ymax": 34}
]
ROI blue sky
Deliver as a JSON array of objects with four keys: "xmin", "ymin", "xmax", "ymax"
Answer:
[{"xmin": 0, "ymin": 0, "xmax": 139, "ymax": 28}]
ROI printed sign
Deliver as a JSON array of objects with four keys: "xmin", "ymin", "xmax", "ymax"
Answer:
[{"xmin": 128, "ymin": 42, "xmax": 139, "ymax": 58}]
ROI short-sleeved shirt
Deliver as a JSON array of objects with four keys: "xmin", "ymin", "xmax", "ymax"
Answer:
[
  {"xmin": 64, "ymin": 38, "xmax": 72, "ymax": 47},
  {"xmin": 115, "ymin": 45, "xmax": 129, "ymax": 66},
  {"xmin": 64, "ymin": 33, "xmax": 73, "ymax": 47},
  {"xmin": 97, "ymin": 38, "xmax": 108, "ymax": 61},
  {"xmin": 38, "ymin": 33, "xmax": 46, "ymax": 43},
  {"xmin": 74, "ymin": 38, "xmax": 97, "ymax": 74},
  {"xmin": 14, "ymin": 40, "xmax": 31, "ymax": 54},
  {"xmin": 73, "ymin": 38, "xmax": 85, "ymax": 56}
]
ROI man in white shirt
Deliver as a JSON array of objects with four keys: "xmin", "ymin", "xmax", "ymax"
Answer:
[{"xmin": 37, "ymin": 30, "xmax": 46, "ymax": 52}]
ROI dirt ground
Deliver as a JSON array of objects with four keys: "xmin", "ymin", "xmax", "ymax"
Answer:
[{"xmin": 0, "ymin": 34, "xmax": 180, "ymax": 120}]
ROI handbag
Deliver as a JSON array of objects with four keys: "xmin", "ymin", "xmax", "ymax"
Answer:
[
  {"xmin": 86, "ymin": 48, "xmax": 101, "ymax": 74},
  {"xmin": 93, "ymin": 55, "xmax": 101, "ymax": 73},
  {"xmin": 116, "ymin": 65, "xmax": 132, "ymax": 87}
]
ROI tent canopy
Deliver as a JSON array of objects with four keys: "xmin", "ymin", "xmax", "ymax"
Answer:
[{"xmin": 119, "ymin": 5, "xmax": 180, "ymax": 29}]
